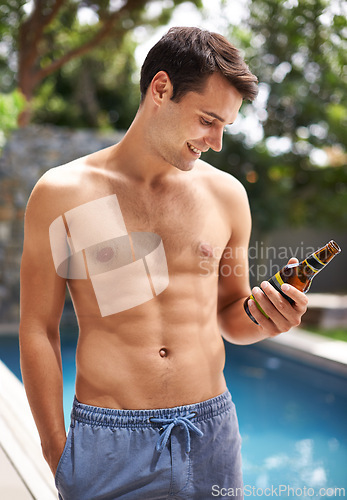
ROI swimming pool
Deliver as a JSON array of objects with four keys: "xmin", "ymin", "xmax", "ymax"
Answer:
[{"xmin": 1, "ymin": 329, "xmax": 346, "ymax": 498}]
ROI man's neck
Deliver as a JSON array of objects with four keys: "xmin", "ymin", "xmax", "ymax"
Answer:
[{"xmin": 109, "ymin": 108, "xmax": 183, "ymax": 187}]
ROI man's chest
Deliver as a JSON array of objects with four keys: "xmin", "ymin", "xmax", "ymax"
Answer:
[
  {"xmin": 117, "ymin": 185, "xmax": 230, "ymax": 266},
  {"xmin": 50, "ymin": 187, "xmax": 230, "ymax": 317},
  {"xmin": 52, "ymin": 187, "xmax": 229, "ymax": 274}
]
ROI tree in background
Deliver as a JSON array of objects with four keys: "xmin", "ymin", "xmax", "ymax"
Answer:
[
  {"xmin": 32, "ymin": 35, "xmax": 140, "ymax": 130},
  {"xmin": 0, "ymin": 0, "xmax": 202, "ymax": 126},
  {"xmin": 205, "ymin": 0, "xmax": 347, "ymax": 233}
]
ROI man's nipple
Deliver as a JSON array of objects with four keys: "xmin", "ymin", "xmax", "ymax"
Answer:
[
  {"xmin": 96, "ymin": 246, "xmax": 115, "ymax": 262},
  {"xmin": 199, "ymin": 242, "xmax": 213, "ymax": 258}
]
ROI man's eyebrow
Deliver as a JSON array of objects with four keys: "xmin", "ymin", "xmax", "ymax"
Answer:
[{"xmin": 201, "ymin": 110, "xmax": 233, "ymax": 125}]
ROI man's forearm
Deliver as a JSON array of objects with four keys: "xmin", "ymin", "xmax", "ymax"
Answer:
[
  {"xmin": 19, "ymin": 326, "xmax": 67, "ymax": 472},
  {"xmin": 218, "ymin": 297, "xmax": 270, "ymax": 345}
]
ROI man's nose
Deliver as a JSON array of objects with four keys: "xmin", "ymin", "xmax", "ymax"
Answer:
[{"xmin": 205, "ymin": 128, "xmax": 223, "ymax": 152}]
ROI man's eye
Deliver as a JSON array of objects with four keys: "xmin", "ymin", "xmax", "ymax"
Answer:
[{"xmin": 201, "ymin": 118, "xmax": 212, "ymax": 126}]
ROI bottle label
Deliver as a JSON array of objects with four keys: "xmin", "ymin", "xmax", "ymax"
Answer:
[
  {"xmin": 271, "ymin": 271, "xmax": 284, "ymax": 288},
  {"xmin": 249, "ymin": 294, "xmax": 270, "ymax": 320},
  {"xmin": 306, "ymin": 255, "xmax": 325, "ymax": 271}
]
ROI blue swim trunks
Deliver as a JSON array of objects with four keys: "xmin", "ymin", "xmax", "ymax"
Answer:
[{"xmin": 55, "ymin": 390, "xmax": 243, "ymax": 499}]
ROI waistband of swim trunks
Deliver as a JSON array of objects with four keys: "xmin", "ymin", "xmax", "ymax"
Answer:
[{"xmin": 71, "ymin": 390, "xmax": 233, "ymax": 428}]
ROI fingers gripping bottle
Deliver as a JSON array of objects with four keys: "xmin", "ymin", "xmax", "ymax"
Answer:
[{"xmin": 244, "ymin": 240, "xmax": 342, "ymax": 325}]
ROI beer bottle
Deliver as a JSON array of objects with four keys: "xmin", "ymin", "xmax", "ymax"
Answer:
[{"xmin": 244, "ymin": 240, "xmax": 341, "ymax": 324}]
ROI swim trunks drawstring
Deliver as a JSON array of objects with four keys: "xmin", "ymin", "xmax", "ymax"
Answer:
[{"xmin": 149, "ymin": 412, "xmax": 204, "ymax": 453}]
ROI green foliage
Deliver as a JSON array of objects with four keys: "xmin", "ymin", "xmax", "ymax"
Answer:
[
  {"xmin": 0, "ymin": 1, "xmax": 26, "ymax": 92},
  {"xmin": 0, "ymin": 89, "xmax": 25, "ymax": 149},
  {"xmin": 0, "ymin": 0, "xmax": 202, "ymax": 126},
  {"xmin": 303, "ymin": 326, "xmax": 347, "ymax": 342},
  {"xmin": 33, "ymin": 34, "xmax": 140, "ymax": 129},
  {"xmin": 246, "ymin": 0, "xmax": 346, "ymax": 145},
  {"xmin": 207, "ymin": 0, "xmax": 347, "ymax": 233}
]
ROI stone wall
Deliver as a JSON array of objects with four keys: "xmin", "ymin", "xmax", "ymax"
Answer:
[{"xmin": 0, "ymin": 125, "xmax": 123, "ymax": 323}]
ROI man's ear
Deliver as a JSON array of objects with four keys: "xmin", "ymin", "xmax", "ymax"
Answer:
[{"xmin": 150, "ymin": 71, "xmax": 173, "ymax": 105}]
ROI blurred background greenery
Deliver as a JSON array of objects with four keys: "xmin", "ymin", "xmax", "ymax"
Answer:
[{"xmin": 1, "ymin": 0, "xmax": 346, "ymax": 236}]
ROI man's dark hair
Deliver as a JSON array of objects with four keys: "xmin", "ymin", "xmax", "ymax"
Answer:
[{"xmin": 140, "ymin": 26, "xmax": 258, "ymax": 103}]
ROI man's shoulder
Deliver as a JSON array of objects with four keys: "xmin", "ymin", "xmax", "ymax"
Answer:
[
  {"xmin": 195, "ymin": 160, "xmax": 251, "ymax": 234},
  {"xmin": 196, "ymin": 159, "xmax": 248, "ymax": 200},
  {"xmin": 26, "ymin": 156, "xmax": 95, "ymax": 223},
  {"xmin": 40, "ymin": 157, "xmax": 88, "ymax": 189}
]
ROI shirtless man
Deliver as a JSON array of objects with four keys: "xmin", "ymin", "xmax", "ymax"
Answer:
[{"xmin": 19, "ymin": 27, "xmax": 308, "ymax": 499}]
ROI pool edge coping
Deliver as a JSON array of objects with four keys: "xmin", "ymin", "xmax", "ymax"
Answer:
[{"xmin": 261, "ymin": 327, "xmax": 347, "ymax": 376}]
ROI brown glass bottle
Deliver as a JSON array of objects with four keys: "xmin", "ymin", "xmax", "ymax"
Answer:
[{"xmin": 244, "ymin": 240, "xmax": 341, "ymax": 324}]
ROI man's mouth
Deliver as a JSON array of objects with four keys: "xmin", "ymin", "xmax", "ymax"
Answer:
[{"xmin": 187, "ymin": 142, "xmax": 202, "ymax": 157}]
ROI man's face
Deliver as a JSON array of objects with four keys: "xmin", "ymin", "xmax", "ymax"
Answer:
[{"xmin": 148, "ymin": 72, "xmax": 243, "ymax": 172}]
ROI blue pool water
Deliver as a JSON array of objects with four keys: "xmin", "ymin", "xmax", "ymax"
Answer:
[{"xmin": 1, "ymin": 329, "xmax": 346, "ymax": 498}]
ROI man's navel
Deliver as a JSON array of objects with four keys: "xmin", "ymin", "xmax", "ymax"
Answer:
[{"xmin": 159, "ymin": 347, "xmax": 168, "ymax": 358}]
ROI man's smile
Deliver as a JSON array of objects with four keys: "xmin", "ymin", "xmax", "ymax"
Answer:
[{"xmin": 187, "ymin": 142, "xmax": 203, "ymax": 157}]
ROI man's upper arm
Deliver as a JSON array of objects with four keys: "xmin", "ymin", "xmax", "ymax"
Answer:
[
  {"xmin": 20, "ymin": 174, "xmax": 67, "ymax": 332},
  {"xmin": 217, "ymin": 177, "xmax": 252, "ymax": 313}
]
